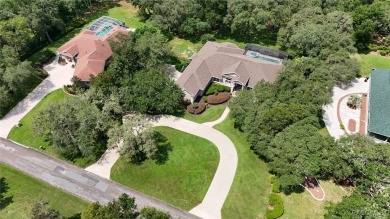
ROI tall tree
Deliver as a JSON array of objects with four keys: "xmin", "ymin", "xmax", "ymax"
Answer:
[{"xmin": 107, "ymin": 114, "xmax": 158, "ymax": 163}]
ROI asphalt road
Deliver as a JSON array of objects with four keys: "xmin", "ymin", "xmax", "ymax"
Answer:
[{"xmin": 0, "ymin": 137, "xmax": 200, "ymax": 219}]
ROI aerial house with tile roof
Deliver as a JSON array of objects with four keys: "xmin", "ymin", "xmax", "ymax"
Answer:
[
  {"xmin": 367, "ymin": 69, "xmax": 390, "ymax": 142},
  {"xmin": 176, "ymin": 41, "xmax": 286, "ymax": 103},
  {"xmin": 57, "ymin": 16, "xmax": 128, "ymax": 82}
]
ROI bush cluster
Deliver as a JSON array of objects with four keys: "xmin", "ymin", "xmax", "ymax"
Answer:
[
  {"xmin": 205, "ymin": 83, "xmax": 231, "ymax": 96},
  {"xmin": 186, "ymin": 102, "xmax": 206, "ymax": 114},
  {"xmin": 207, "ymin": 92, "xmax": 230, "ymax": 105},
  {"xmin": 35, "ymin": 50, "xmax": 56, "ymax": 68},
  {"xmin": 265, "ymin": 194, "xmax": 284, "ymax": 219}
]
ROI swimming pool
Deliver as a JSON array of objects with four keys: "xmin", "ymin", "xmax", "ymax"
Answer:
[
  {"xmin": 96, "ymin": 26, "xmax": 113, "ymax": 37},
  {"xmin": 250, "ymin": 52, "xmax": 281, "ymax": 64}
]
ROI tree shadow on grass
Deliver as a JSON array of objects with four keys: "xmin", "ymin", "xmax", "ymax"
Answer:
[
  {"xmin": 0, "ymin": 177, "xmax": 13, "ymax": 210},
  {"xmin": 68, "ymin": 213, "xmax": 82, "ymax": 219},
  {"xmin": 152, "ymin": 132, "xmax": 173, "ymax": 165}
]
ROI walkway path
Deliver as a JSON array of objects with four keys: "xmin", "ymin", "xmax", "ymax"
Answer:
[
  {"xmin": 86, "ymin": 111, "xmax": 238, "ymax": 219},
  {"xmin": 323, "ymin": 78, "xmax": 369, "ymax": 139},
  {"xmin": 0, "ymin": 138, "xmax": 198, "ymax": 219},
  {"xmin": 0, "ymin": 56, "xmax": 73, "ymax": 138}
]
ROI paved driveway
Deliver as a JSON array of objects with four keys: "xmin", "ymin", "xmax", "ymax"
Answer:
[
  {"xmin": 323, "ymin": 78, "xmax": 369, "ymax": 139},
  {"xmin": 0, "ymin": 56, "xmax": 73, "ymax": 138},
  {"xmin": 86, "ymin": 112, "xmax": 238, "ymax": 219},
  {"xmin": 0, "ymin": 138, "xmax": 199, "ymax": 219}
]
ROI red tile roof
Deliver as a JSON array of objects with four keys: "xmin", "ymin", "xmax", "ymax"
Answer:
[{"xmin": 57, "ymin": 27, "xmax": 128, "ymax": 81}]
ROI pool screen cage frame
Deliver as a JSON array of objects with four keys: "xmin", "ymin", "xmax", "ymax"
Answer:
[
  {"xmin": 245, "ymin": 44, "xmax": 288, "ymax": 60},
  {"xmin": 86, "ymin": 16, "xmax": 125, "ymax": 33}
]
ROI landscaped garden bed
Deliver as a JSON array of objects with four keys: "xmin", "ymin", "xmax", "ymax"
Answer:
[
  {"xmin": 207, "ymin": 92, "xmax": 230, "ymax": 105},
  {"xmin": 186, "ymin": 102, "xmax": 206, "ymax": 114}
]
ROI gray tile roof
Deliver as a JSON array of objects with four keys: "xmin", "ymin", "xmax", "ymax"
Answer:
[{"xmin": 176, "ymin": 41, "xmax": 283, "ymax": 96}]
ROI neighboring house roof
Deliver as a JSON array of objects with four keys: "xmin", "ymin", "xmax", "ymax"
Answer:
[
  {"xmin": 368, "ymin": 69, "xmax": 390, "ymax": 137},
  {"xmin": 176, "ymin": 41, "xmax": 283, "ymax": 96},
  {"xmin": 57, "ymin": 26, "xmax": 128, "ymax": 81}
]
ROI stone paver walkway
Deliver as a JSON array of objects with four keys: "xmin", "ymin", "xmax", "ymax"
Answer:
[
  {"xmin": 0, "ymin": 56, "xmax": 73, "ymax": 138},
  {"xmin": 323, "ymin": 78, "xmax": 369, "ymax": 139},
  {"xmin": 86, "ymin": 113, "xmax": 238, "ymax": 219}
]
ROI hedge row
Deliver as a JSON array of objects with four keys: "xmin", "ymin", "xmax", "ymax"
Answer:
[
  {"xmin": 207, "ymin": 92, "xmax": 230, "ymax": 105},
  {"xmin": 265, "ymin": 194, "xmax": 284, "ymax": 219},
  {"xmin": 187, "ymin": 102, "xmax": 206, "ymax": 114}
]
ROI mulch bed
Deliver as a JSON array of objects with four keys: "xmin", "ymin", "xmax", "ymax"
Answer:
[
  {"xmin": 187, "ymin": 102, "xmax": 206, "ymax": 114},
  {"xmin": 207, "ymin": 92, "xmax": 230, "ymax": 105}
]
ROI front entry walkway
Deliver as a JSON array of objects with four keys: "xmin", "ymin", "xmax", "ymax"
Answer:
[
  {"xmin": 323, "ymin": 78, "xmax": 369, "ymax": 139},
  {"xmin": 0, "ymin": 56, "xmax": 73, "ymax": 138},
  {"xmin": 86, "ymin": 110, "xmax": 238, "ymax": 219}
]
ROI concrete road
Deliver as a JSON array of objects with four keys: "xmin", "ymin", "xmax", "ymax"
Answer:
[{"xmin": 0, "ymin": 138, "xmax": 199, "ymax": 219}]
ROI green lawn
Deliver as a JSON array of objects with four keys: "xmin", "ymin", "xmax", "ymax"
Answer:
[
  {"xmin": 214, "ymin": 116, "xmax": 272, "ymax": 219},
  {"xmin": 280, "ymin": 181, "xmax": 350, "ymax": 219},
  {"xmin": 352, "ymin": 53, "xmax": 390, "ymax": 77},
  {"xmin": 7, "ymin": 89, "xmax": 95, "ymax": 168},
  {"xmin": 0, "ymin": 163, "xmax": 88, "ymax": 218},
  {"xmin": 111, "ymin": 126, "xmax": 219, "ymax": 211},
  {"xmin": 214, "ymin": 116, "xmax": 348, "ymax": 219},
  {"xmin": 182, "ymin": 104, "xmax": 227, "ymax": 124}
]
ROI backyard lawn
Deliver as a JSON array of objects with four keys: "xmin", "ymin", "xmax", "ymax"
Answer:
[
  {"xmin": 7, "ymin": 89, "xmax": 95, "ymax": 168},
  {"xmin": 214, "ymin": 116, "xmax": 348, "ymax": 218},
  {"xmin": 0, "ymin": 163, "xmax": 88, "ymax": 218},
  {"xmin": 214, "ymin": 116, "xmax": 272, "ymax": 219},
  {"xmin": 280, "ymin": 180, "xmax": 350, "ymax": 219},
  {"xmin": 182, "ymin": 104, "xmax": 227, "ymax": 124},
  {"xmin": 352, "ymin": 53, "xmax": 390, "ymax": 77},
  {"xmin": 111, "ymin": 126, "xmax": 219, "ymax": 211}
]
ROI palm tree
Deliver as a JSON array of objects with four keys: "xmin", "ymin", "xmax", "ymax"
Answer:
[{"xmin": 347, "ymin": 94, "xmax": 362, "ymax": 109}]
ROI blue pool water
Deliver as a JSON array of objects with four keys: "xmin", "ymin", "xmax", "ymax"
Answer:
[
  {"xmin": 96, "ymin": 26, "xmax": 113, "ymax": 37},
  {"xmin": 250, "ymin": 52, "xmax": 280, "ymax": 64}
]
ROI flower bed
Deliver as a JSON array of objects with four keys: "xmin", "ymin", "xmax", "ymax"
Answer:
[
  {"xmin": 187, "ymin": 102, "xmax": 206, "ymax": 114},
  {"xmin": 207, "ymin": 92, "xmax": 230, "ymax": 105}
]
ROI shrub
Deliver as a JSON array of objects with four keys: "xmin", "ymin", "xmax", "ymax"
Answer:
[
  {"xmin": 272, "ymin": 182, "xmax": 280, "ymax": 193},
  {"xmin": 186, "ymin": 102, "xmax": 206, "ymax": 114},
  {"xmin": 207, "ymin": 92, "xmax": 230, "ymax": 105},
  {"xmin": 35, "ymin": 49, "xmax": 56, "ymax": 68},
  {"xmin": 269, "ymin": 175, "xmax": 276, "ymax": 184},
  {"xmin": 205, "ymin": 83, "xmax": 231, "ymax": 96},
  {"xmin": 200, "ymin": 33, "xmax": 216, "ymax": 44},
  {"xmin": 193, "ymin": 103, "xmax": 199, "ymax": 109},
  {"xmin": 175, "ymin": 60, "xmax": 189, "ymax": 72},
  {"xmin": 265, "ymin": 194, "xmax": 284, "ymax": 219},
  {"xmin": 202, "ymin": 96, "xmax": 208, "ymax": 103},
  {"xmin": 340, "ymin": 123, "xmax": 345, "ymax": 130},
  {"xmin": 379, "ymin": 50, "xmax": 388, "ymax": 56}
]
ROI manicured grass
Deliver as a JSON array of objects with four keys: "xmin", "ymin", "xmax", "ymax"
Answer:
[
  {"xmin": 352, "ymin": 53, "xmax": 390, "ymax": 77},
  {"xmin": 7, "ymin": 89, "xmax": 95, "ymax": 168},
  {"xmin": 0, "ymin": 163, "xmax": 88, "ymax": 218},
  {"xmin": 214, "ymin": 116, "xmax": 272, "ymax": 219},
  {"xmin": 107, "ymin": 1, "xmax": 153, "ymax": 29},
  {"xmin": 182, "ymin": 104, "xmax": 227, "ymax": 124},
  {"xmin": 111, "ymin": 126, "xmax": 219, "ymax": 211},
  {"xmin": 215, "ymin": 116, "xmax": 349, "ymax": 218},
  {"xmin": 280, "ymin": 181, "xmax": 350, "ymax": 219},
  {"xmin": 170, "ymin": 37, "xmax": 203, "ymax": 60}
]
